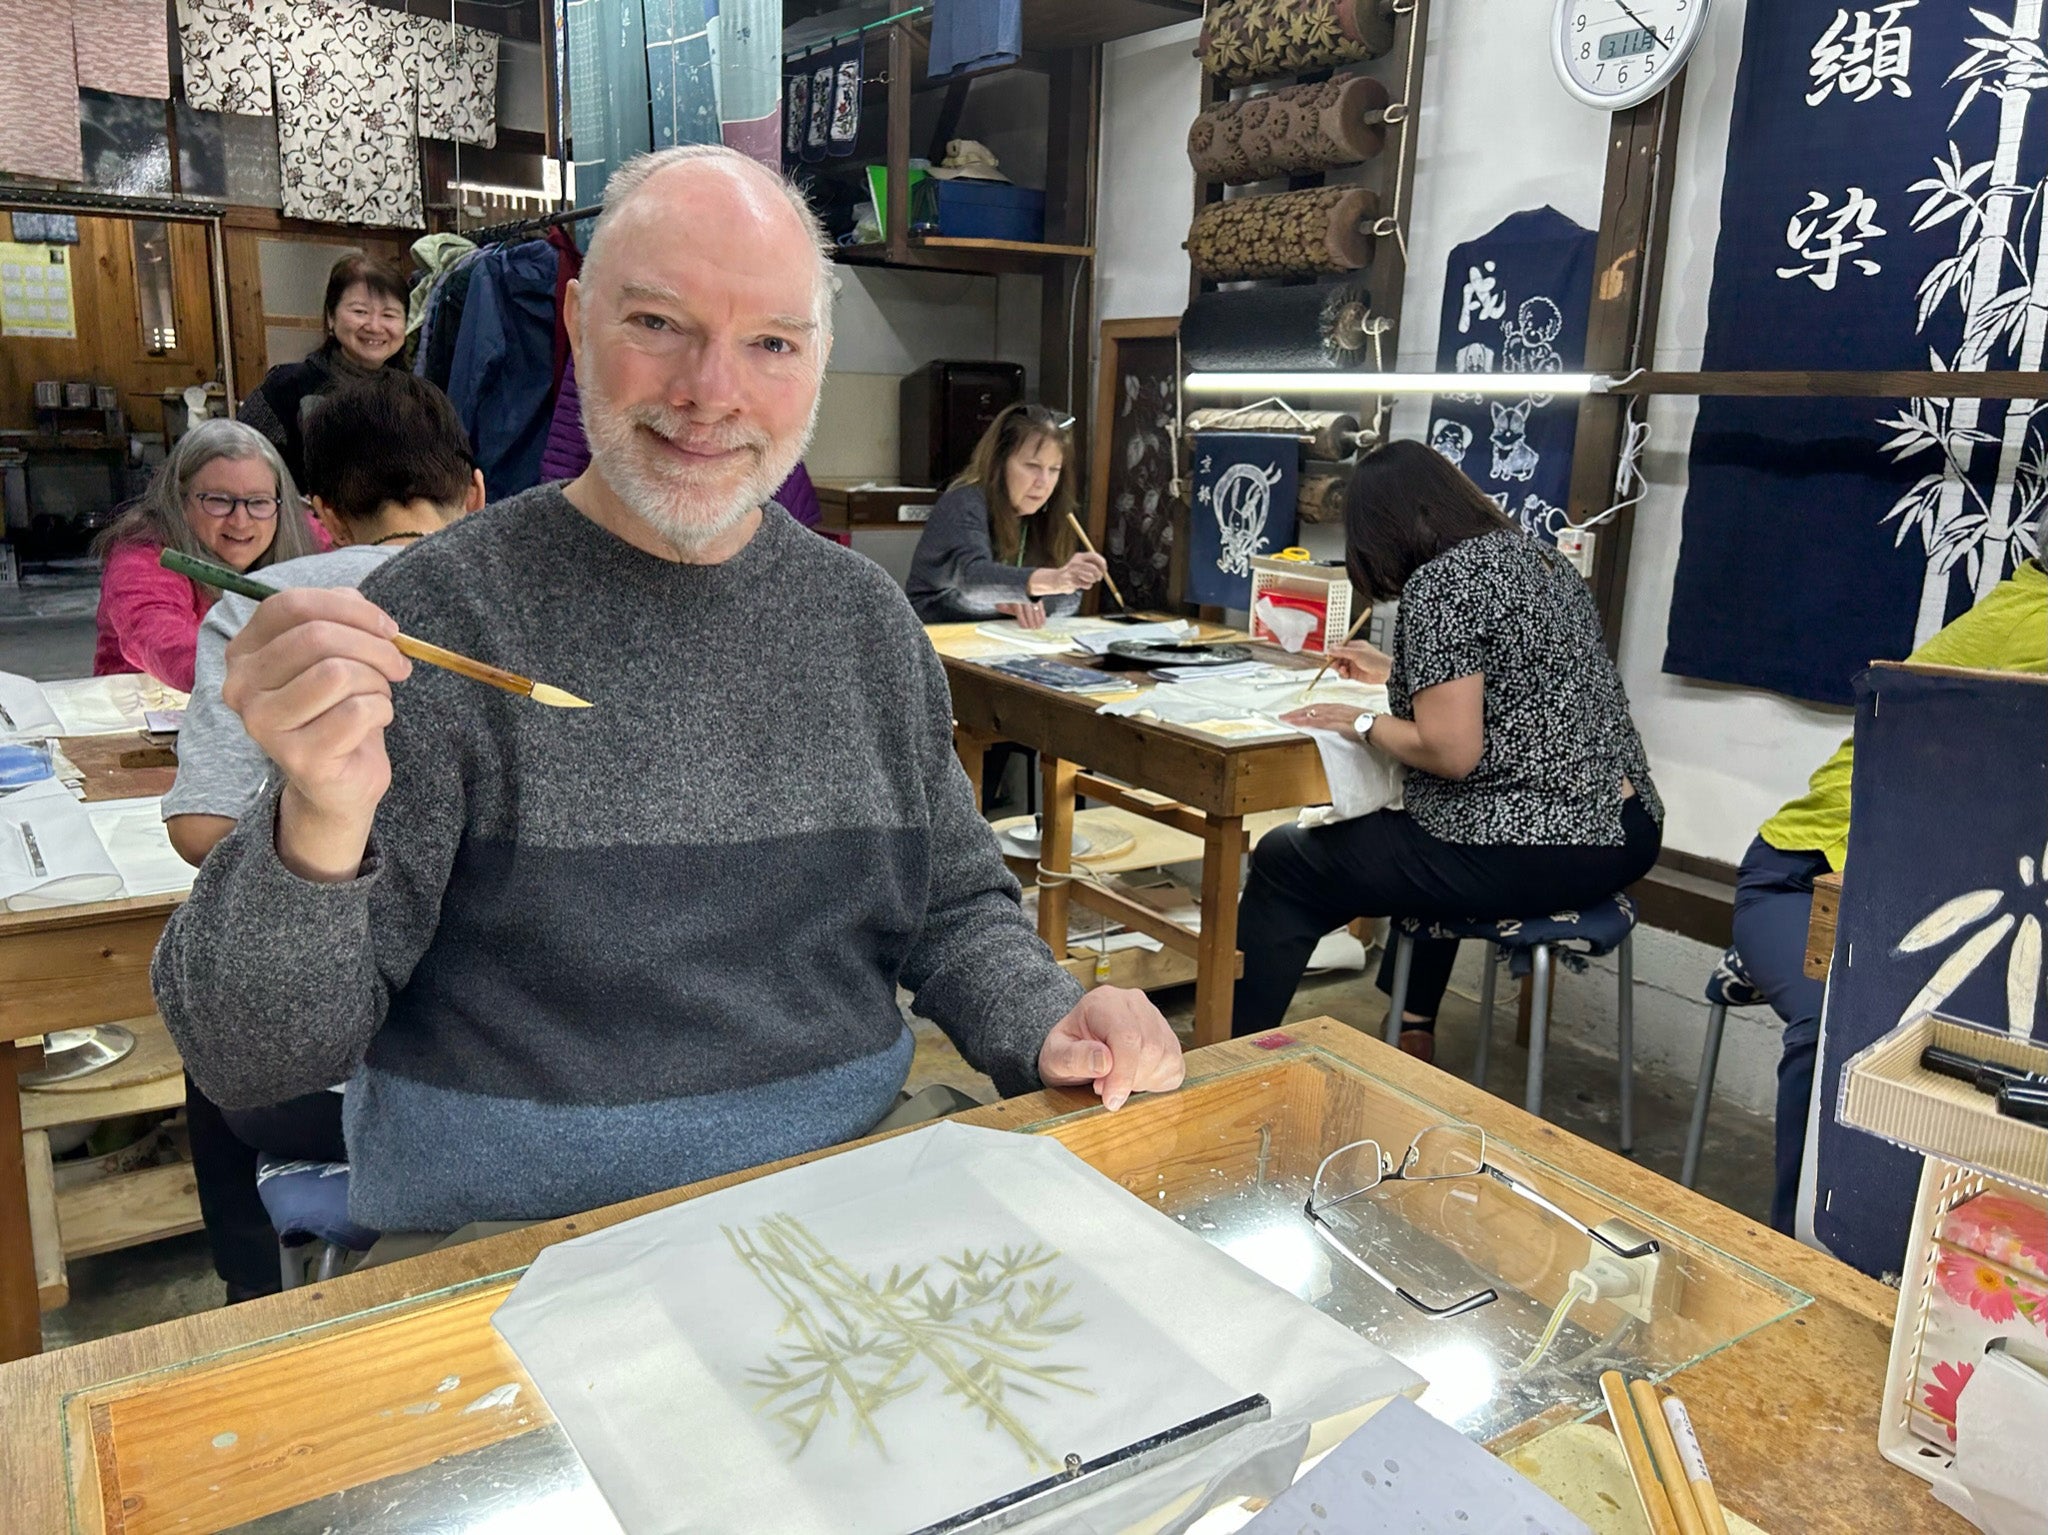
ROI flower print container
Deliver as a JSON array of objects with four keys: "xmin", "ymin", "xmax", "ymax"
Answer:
[{"xmin": 1835, "ymin": 1013, "xmax": 2048, "ymax": 1487}]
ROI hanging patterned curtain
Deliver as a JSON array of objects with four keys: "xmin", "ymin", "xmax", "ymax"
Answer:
[
  {"xmin": 712, "ymin": 0, "xmax": 782, "ymax": 168},
  {"xmin": 646, "ymin": 0, "xmax": 719, "ymax": 149},
  {"xmin": 567, "ymin": 0, "xmax": 652, "ymax": 205}
]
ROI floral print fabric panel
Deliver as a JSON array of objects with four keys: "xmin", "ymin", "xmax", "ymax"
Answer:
[
  {"xmin": 74, "ymin": 0, "xmax": 172, "ymax": 98},
  {"xmin": 272, "ymin": 1, "xmax": 422, "ymax": 226},
  {"xmin": 0, "ymin": 0, "xmax": 84, "ymax": 183},
  {"xmin": 410, "ymin": 14, "xmax": 499, "ymax": 148},
  {"xmin": 175, "ymin": 0, "xmax": 276, "ymax": 116}
]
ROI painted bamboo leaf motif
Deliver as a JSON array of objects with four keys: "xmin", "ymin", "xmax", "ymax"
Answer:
[
  {"xmin": 1896, "ymin": 887, "xmax": 2005, "ymax": 950},
  {"xmin": 725, "ymin": 1215, "xmax": 1094, "ymax": 1468},
  {"xmin": 2010, "ymin": 913, "xmax": 2044, "ymax": 1033},
  {"xmin": 1901, "ymin": 912, "xmax": 2018, "ymax": 1021}
]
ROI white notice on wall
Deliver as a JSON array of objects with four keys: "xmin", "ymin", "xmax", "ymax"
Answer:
[{"xmin": 0, "ymin": 242, "xmax": 79, "ymax": 340}]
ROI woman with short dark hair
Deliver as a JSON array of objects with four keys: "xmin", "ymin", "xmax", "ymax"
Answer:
[
  {"xmin": 238, "ymin": 252, "xmax": 411, "ymax": 490},
  {"xmin": 1231, "ymin": 440, "xmax": 1663, "ymax": 1060},
  {"xmin": 906, "ymin": 403, "xmax": 1107, "ymax": 627}
]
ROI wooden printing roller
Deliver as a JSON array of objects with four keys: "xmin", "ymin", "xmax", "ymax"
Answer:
[
  {"xmin": 1183, "ymin": 408, "xmax": 1362, "ymax": 462},
  {"xmin": 1185, "ymin": 185, "xmax": 1380, "ymax": 281},
  {"xmin": 1187, "ymin": 76, "xmax": 1393, "ymax": 185},
  {"xmin": 1199, "ymin": 0, "xmax": 1397, "ymax": 86}
]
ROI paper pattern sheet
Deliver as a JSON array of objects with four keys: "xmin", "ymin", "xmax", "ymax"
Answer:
[
  {"xmin": 0, "ymin": 780, "xmax": 124, "ymax": 910},
  {"xmin": 494, "ymin": 1123, "xmax": 1423, "ymax": 1535}
]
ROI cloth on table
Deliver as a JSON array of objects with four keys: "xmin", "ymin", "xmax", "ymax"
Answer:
[
  {"xmin": 74, "ymin": 0, "xmax": 172, "ymax": 98},
  {"xmin": 927, "ymin": 0, "xmax": 1021, "ymax": 80},
  {"xmin": 0, "ymin": 0, "xmax": 85, "ymax": 183},
  {"xmin": 175, "ymin": 0, "xmax": 276, "ymax": 115},
  {"xmin": 446, "ymin": 240, "xmax": 562, "ymax": 497}
]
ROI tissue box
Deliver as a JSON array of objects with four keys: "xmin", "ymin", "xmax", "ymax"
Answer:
[{"xmin": 1908, "ymin": 1186, "xmax": 2048, "ymax": 1447}]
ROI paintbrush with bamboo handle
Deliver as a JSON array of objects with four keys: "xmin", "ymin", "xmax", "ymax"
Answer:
[
  {"xmin": 159, "ymin": 549, "xmax": 592, "ymax": 709},
  {"xmin": 1063, "ymin": 511, "xmax": 1129, "ymax": 612},
  {"xmin": 1298, "ymin": 608, "xmax": 1373, "ymax": 699}
]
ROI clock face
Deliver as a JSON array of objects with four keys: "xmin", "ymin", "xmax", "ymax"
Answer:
[{"xmin": 1552, "ymin": 0, "xmax": 1711, "ymax": 111}]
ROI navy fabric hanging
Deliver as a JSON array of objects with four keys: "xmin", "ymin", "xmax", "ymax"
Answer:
[
  {"xmin": 1188, "ymin": 432, "xmax": 1299, "ymax": 608},
  {"xmin": 1424, "ymin": 207, "xmax": 1596, "ymax": 545},
  {"xmin": 1666, "ymin": 2, "xmax": 2048, "ymax": 707},
  {"xmin": 447, "ymin": 241, "xmax": 562, "ymax": 498},
  {"xmin": 1812, "ymin": 666, "xmax": 2048, "ymax": 1275}
]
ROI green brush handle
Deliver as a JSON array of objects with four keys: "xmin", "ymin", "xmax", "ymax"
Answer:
[{"xmin": 158, "ymin": 547, "xmax": 278, "ymax": 602}]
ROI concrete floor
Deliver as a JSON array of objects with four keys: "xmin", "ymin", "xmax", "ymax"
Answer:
[
  {"xmin": 0, "ymin": 573, "xmax": 100, "ymax": 680},
  {"xmin": 41, "ymin": 962, "xmax": 1774, "ymax": 1353}
]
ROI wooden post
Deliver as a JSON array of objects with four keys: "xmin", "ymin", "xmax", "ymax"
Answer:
[
  {"xmin": 1037, "ymin": 756, "xmax": 1079, "ymax": 960},
  {"xmin": 1567, "ymin": 79, "xmax": 1687, "ymax": 650},
  {"xmin": 885, "ymin": 22, "xmax": 913, "ymax": 263},
  {"xmin": 0, "ymin": 1041, "xmax": 42, "ymax": 1362},
  {"xmin": 1041, "ymin": 46, "xmax": 1101, "ymax": 435},
  {"xmin": 953, "ymin": 727, "xmax": 993, "ymax": 812},
  {"xmin": 1192, "ymin": 816, "xmax": 1247, "ymax": 1047}
]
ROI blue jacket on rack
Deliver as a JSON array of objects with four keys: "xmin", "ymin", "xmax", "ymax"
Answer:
[{"xmin": 447, "ymin": 240, "xmax": 561, "ymax": 498}]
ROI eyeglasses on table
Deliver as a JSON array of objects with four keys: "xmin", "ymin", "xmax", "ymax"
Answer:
[{"xmin": 1303, "ymin": 1123, "xmax": 1660, "ymax": 1321}]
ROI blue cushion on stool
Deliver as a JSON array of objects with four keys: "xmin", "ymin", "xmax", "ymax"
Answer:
[
  {"xmin": 255, "ymin": 1157, "xmax": 379, "ymax": 1252},
  {"xmin": 1395, "ymin": 893, "xmax": 1639, "ymax": 978},
  {"xmin": 1704, "ymin": 946, "xmax": 1767, "ymax": 1009}
]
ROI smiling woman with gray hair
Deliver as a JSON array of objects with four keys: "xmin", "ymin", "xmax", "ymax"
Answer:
[{"xmin": 93, "ymin": 418, "xmax": 321, "ymax": 692}]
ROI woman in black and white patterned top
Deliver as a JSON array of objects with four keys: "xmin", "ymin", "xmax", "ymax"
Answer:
[{"xmin": 1232, "ymin": 441, "xmax": 1663, "ymax": 1062}]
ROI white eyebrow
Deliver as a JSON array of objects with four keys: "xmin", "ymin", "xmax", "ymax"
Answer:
[{"xmin": 617, "ymin": 282, "xmax": 817, "ymax": 336}]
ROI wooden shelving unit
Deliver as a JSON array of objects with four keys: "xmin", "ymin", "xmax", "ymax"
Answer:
[{"xmin": 833, "ymin": 236, "xmax": 1095, "ymax": 277}]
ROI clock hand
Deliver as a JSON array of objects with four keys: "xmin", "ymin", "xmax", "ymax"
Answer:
[{"xmin": 1612, "ymin": 0, "xmax": 1667, "ymax": 47}]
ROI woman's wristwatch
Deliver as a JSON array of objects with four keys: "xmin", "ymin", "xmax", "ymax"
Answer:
[{"xmin": 1353, "ymin": 712, "xmax": 1377, "ymax": 741}]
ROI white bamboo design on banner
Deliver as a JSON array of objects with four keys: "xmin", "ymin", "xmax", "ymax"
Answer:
[{"xmin": 1882, "ymin": 4, "xmax": 2048, "ymax": 642}]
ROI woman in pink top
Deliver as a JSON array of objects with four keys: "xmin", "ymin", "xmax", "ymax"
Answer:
[{"xmin": 94, "ymin": 420, "xmax": 322, "ymax": 691}]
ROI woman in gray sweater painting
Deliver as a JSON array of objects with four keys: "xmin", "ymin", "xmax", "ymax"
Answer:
[{"xmin": 906, "ymin": 404, "xmax": 1107, "ymax": 626}]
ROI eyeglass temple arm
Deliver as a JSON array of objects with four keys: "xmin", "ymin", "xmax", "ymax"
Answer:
[
  {"xmin": 1483, "ymin": 1166, "xmax": 1660, "ymax": 1259},
  {"xmin": 1304, "ymin": 1203, "xmax": 1500, "ymax": 1321}
]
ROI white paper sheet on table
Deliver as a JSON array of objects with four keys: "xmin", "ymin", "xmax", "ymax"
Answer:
[
  {"xmin": 39, "ymin": 674, "xmax": 186, "ymax": 737},
  {"xmin": 492, "ymin": 1123, "xmax": 1423, "ymax": 1535},
  {"xmin": 88, "ymin": 796, "xmax": 197, "ymax": 897},
  {"xmin": 1243, "ymin": 1395, "xmax": 1592, "ymax": 1534},
  {"xmin": 0, "ymin": 671, "xmax": 60, "ymax": 738},
  {"xmin": 1101, "ymin": 676, "xmax": 1388, "ymax": 732},
  {"xmin": 0, "ymin": 779, "xmax": 124, "ymax": 909}
]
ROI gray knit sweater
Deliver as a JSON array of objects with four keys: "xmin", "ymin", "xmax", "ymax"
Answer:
[{"xmin": 151, "ymin": 487, "xmax": 1083, "ymax": 1231}]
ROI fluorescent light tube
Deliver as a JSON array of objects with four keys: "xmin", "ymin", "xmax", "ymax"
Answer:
[{"xmin": 1182, "ymin": 371, "xmax": 1609, "ymax": 397}]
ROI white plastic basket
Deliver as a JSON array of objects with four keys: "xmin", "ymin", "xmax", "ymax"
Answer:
[{"xmin": 1248, "ymin": 558, "xmax": 1353, "ymax": 656}]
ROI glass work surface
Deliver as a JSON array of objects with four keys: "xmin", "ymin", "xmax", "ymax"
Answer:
[
  {"xmin": 1031, "ymin": 1048, "xmax": 1811, "ymax": 1445},
  {"xmin": 64, "ymin": 1046, "xmax": 1808, "ymax": 1534}
]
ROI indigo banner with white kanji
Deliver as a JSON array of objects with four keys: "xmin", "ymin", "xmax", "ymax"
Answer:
[
  {"xmin": 1813, "ymin": 666, "xmax": 2048, "ymax": 1275},
  {"xmin": 1189, "ymin": 432, "xmax": 1298, "ymax": 609},
  {"xmin": 1426, "ymin": 206, "xmax": 1597, "ymax": 545},
  {"xmin": 1665, "ymin": 1, "xmax": 2048, "ymax": 706}
]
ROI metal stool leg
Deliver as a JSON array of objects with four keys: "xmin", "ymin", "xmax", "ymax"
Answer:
[
  {"xmin": 1617, "ymin": 933, "xmax": 1636, "ymax": 1156},
  {"xmin": 1526, "ymin": 945, "xmax": 1552, "ymax": 1117},
  {"xmin": 1681, "ymin": 1002, "xmax": 1728, "ymax": 1189},
  {"xmin": 278, "ymin": 1241, "xmax": 301, "ymax": 1293},
  {"xmin": 1385, "ymin": 935, "xmax": 1413, "ymax": 1045},
  {"xmin": 1473, "ymin": 944, "xmax": 1498, "ymax": 1089}
]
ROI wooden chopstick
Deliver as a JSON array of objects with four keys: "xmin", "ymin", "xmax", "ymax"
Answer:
[
  {"xmin": 158, "ymin": 549, "xmax": 590, "ymax": 709},
  {"xmin": 1299, "ymin": 608, "xmax": 1373, "ymax": 698},
  {"xmin": 1063, "ymin": 511, "xmax": 1129, "ymax": 611},
  {"xmin": 1601, "ymin": 1371, "xmax": 1683, "ymax": 1535},
  {"xmin": 1633, "ymin": 1380, "xmax": 1712, "ymax": 1535},
  {"xmin": 1659, "ymin": 1391, "xmax": 1732, "ymax": 1535}
]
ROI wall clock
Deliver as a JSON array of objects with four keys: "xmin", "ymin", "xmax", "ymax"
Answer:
[{"xmin": 1553, "ymin": 0, "xmax": 1711, "ymax": 112}]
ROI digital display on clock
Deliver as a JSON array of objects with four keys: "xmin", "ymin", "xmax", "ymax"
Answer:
[{"xmin": 1598, "ymin": 26, "xmax": 1658, "ymax": 60}]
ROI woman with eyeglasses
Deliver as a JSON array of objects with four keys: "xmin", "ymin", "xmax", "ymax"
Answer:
[
  {"xmin": 93, "ymin": 419, "xmax": 321, "ymax": 691},
  {"xmin": 906, "ymin": 403, "xmax": 1107, "ymax": 628}
]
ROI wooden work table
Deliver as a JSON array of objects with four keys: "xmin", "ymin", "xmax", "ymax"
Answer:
[
  {"xmin": 0, "ymin": 1019, "xmax": 1954, "ymax": 1534},
  {"xmin": 930, "ymin": 623, "xmax": 1331, "ymax": 1048}
]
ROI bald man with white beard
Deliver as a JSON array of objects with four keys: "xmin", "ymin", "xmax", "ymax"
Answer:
[{"xmin": 152, "ymin": 146, "xmax": 1184, "ymax": 1239}]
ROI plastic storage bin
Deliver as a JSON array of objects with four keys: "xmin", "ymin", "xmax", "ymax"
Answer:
[{"xmin": 930, "ymin": 179, "xmax": 1045, "ymax": 242}]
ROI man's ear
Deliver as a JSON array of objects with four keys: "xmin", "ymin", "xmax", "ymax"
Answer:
[
  {"xmin": 310, "ymin": 496, "xmax": 349, "ymax": 546},
  {"xmin": 564, "ymin": 277, "xmax": 584, "ymax": 372},
  {"xmin": 465, "ymin": 469, "xmax": 487, "ymax": 513}
]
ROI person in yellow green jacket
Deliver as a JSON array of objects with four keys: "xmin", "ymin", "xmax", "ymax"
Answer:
[{"xmin": 1736, "ymin": 557, "xmax": 2046, "ymax": 1235}]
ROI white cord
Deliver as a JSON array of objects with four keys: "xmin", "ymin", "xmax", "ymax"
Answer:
[
  {"xmin": 1514, "ymin": 1271, "xmax": 1597, "ymax": 1376},
  {"xmin": 1570, "ymin": 405, "xmax": 1652, "ymax": 531}
]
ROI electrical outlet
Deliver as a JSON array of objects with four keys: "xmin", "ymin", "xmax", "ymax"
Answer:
[
  {"xmin": 1555, "ymin": 525, "xmax": 1596, "ymax": 579},
  {"xmin": 1581, "ymin": 1218, "xmax": 1678, "ymax": 1325}
]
